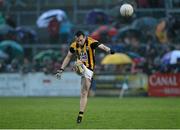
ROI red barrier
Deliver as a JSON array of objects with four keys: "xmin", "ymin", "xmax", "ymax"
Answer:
[{"xmin": 148, "ymin": 73, "xmax": 180, "ymax": 96}]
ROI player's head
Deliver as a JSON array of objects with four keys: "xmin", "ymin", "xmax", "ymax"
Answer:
[{"xmin": 75, "ymin": 31, "xmax": 86, "ymax": 46}]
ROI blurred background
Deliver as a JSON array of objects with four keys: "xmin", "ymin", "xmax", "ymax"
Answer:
[{"xmin": 0, "ymin": 0, "xmax": 180, "ymax": 97}]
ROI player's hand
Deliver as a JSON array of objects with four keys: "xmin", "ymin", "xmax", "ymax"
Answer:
[
  {"xmin": 110, "ymin": 49, "xmax": 115, "ymax": 54},
  {"xmin": 55, "ymin": 69, "xmax": 64, "ymax": 79}
]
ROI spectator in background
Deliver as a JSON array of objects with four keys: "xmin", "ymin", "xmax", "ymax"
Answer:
[
  {"xmin": 155, "ymin": 19, "xmax": 168, "ymax": 44},
  {"xmin": 123, "ymin": 35, "xmax": 144, "ymax": 55},
  {"xmin": 42, "ymin": 57, "xmax": 54, "ymax": 74},
  {"xmin": 32, "ymin": 59, "xmax": 41, "ymax": 72},
  {"xmin": 0, "ymin": 0, "xmax": 3, "ymax": 6},
  {"xmin": 0, "ymin": 59, "xmax": 6, "ymax": 72},
  {"xmin": 13, "ymin": 0, "xmax": 26, "ymax": 7},
  {"xmin": 21, "ymin": 58, "xmax": 32, "ymax": 73},
  {"xmin": 175, "ymin": 58, "xmax": 180, "ymax": 73},
  {"xmin": 16, "ymin": 27, "xmax": 38, "ymax": 43},
  {"xmin": 53, "ymin": 57, "xmax": 62, "ymax": 73},
  {"xmin": 0, "ymin": 12, "xmax": 5, "ymax": 25},
  {"xmin": 173, "ymin": 0, "xmax": 180, "ymax": 8},
  {"xmin": 4, "ymin": 0, "xmax": 26, "ymax": 7},
  {"xmin": 148, "ymin": 0, "xmax": 164, "ymax": 8},
  {"xmin": 4, "ymin": 46, "xmax": 13, "ymax": 63},
  {"xmin": 5, "ymin": 14, "xmax": 16, "ymax": 28},
  {"xmin": 6, "ymin": 58, "xmax": 20, "ymax": 73},
  {"xmin": 137, "ymin": 0, "xmax": 149, "ymax": 8},
  {"xmin": 166, "ymin": 15, "xmax": 180, "ymax": 43},
  {"xmin": 0, "ymin": 12, "xmax": 5, "ymax": 41},
  {"xmin": 59, "ymin": 19, "xmax": 73, "ymax": 44},
  {"xmin": 48, "ymin": 17, "xmax": 60, "ymax": 43},
  {"xmin": 137, "ymin": 0, "xmax": 164, "ymax": 8}
]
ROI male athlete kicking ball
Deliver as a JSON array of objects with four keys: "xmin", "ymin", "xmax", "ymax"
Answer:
[{"xmin": 55, "ymin": 31, "xmax": 115, "ymax": 123}]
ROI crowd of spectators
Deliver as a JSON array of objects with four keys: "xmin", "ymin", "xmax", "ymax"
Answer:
[{"xmin": 0, "ymin": 0, "xmax": 180, "ymax": 75}]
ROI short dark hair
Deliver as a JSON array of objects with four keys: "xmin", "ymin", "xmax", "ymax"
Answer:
[{"xmin": 75, "ymin": 30, "xmax": 85, "ymax": 37}]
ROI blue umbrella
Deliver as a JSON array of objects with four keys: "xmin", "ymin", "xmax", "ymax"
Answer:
[
  {"xmin": 85, "ymin": 9, "xmax": 109, "ymax": 24},
  {"xmin": 161, "ymin": 50, "xmax": 180, "ymax": 65},
  {"xmin": 37, "ymin": 9, "xmax": 67, "ymax": 28},
  {"xmin": 126, "ymin": 52, "xmax": 142, "ymax": 59},
  {"xmin": 0, "ymin": 24, "xmax": 14, "ymax": 35},
  {"xmin": 116, "ymin": 26, "xmax": 141, "ymax": 39},
  {"xmin": 109, "ymin": 44, "xmax": 125, "ymax": 52},
  {"xmin": 0, "ymin": 50, "xmax": 9, "ymax": 60},
  {"xmin": 132, "ymin": 17, "xmax": 158, "ymax": 32},
  {"xmin": 16, "ymin": 26, "xmax": 38, "ymax": 42},
  {"xmin": 161, "ymin": 52, "xmax": 171, "ymax": 64}
]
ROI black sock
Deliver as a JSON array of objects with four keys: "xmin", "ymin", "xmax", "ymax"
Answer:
[{"xmin": 79, "ymin": 111, "xmax": 84, "ymax": 115}]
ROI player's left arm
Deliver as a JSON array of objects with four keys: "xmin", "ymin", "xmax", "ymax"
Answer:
[
  {"xmin": 91, "ymin": 42, "xmax": 115, "ymax": 54},
  {"xmin": 97, "ymin": 44, "xmax": 115, "ymax": 54}
]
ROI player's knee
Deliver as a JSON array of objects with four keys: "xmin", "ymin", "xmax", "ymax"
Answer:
[{"xmin": 81, "ymin": 90, "xmax": 88, "ymax": 98}]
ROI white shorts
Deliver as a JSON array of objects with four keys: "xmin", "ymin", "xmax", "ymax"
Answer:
[{"xmin": 82, "ymin": 64, "xmax": 94, "ymax": 80}]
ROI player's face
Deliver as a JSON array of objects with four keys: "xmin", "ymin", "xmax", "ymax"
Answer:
[{"xmin": 75, "ymin": 35, "xmax": 86, "ymax": 46}]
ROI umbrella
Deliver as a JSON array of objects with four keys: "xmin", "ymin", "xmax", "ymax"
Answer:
[
  {"xmin": 132, "ymin": 17, "xmax": 158, "ymax": 32},
  {"xmin": 126, "ymin": 51, "xmax": 142, "ymax": 59},
  {"xmin": 108, "ymin": 6, "xmax": 120, "ymax": 18},
  {"xmin": 0, "ymin": 12, "xmax": 5, "ymax": 25},
  {"xmin": 90, "ymin": 25, "xmax": 118, "ymax": 40},
  {"xmin": 116, "ymin": 26, "xmax": 141, "ymax": 39},
  {"xmin": 34, "ymin": 50, "xmax": 61, "ymax": 61},
  {"xmin": 109, "ymin": 44, "xmax": 125, "ymax": 52},
  {"xmin": 16, "ymin": 26, "xmax": 37, "ymax": 42},
  {"xmin": 37, "ymin": 9, "xmax": 67, "ymax": 28},
  {"xmin": 101, "ymin": 53, "xmax": 132, "ymax": 65},
  {"xmin": 0, "ymin": 40, "xmax": 24, "ymax": 58},
  {"xmin": 0, "ymin": 24, "xmax": 14, "ymax": 35},
  {"xmin": 0, "ymin": 50, "xmax": 9, "ymax": 60},
  {"xmin": 125, "ymin": 51, "xmax": 145, "ymax": 64},
  {"xmin": 85, "ymin": 9, "xmax": 109, "ymax": 24},
  {"xmin": 161, "ymin": 52, "xmax": 171, "ymax": 64},
  {"xmin": 161, "ymin": 50, "xmax": 180, "ymax": 65}
]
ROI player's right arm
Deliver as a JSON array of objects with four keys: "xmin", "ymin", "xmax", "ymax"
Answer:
[
  {"xmin": 61, "ymin": 51, "xmax": 73, "ymax": 70},
  {"xmin": 55, "ymin": 42, "xmax": 76, "ymax": 79},
  {"xmin": 55, "ymin": 51, "xmax": 73, "ymax": 79}
]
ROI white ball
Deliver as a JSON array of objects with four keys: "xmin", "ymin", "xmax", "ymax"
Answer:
[{"xmin": 120, "ymin": 4, "xmax": 134, "ymax": 17}]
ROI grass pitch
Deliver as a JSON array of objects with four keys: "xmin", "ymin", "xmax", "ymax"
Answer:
[{"xmin": 0, "ymin": 97, "xmax": 180, "ymax": 129}]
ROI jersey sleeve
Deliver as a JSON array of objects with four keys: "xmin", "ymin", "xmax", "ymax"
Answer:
[
  {"xmin": 69, "ymin": 42, "xmax": 76, "ymax": 53},
  {"xmin": 90, "ymin": 42, "xmax": 101, "ymax": 49},
  {"xmin": 88, "ymin": 37, "xmax": 101, "ymax": 49}
]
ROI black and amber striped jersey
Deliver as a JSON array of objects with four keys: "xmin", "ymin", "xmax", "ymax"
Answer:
[{"xmin": 69, "ymin": 37, "xmax": 101, "ymax": 71}]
